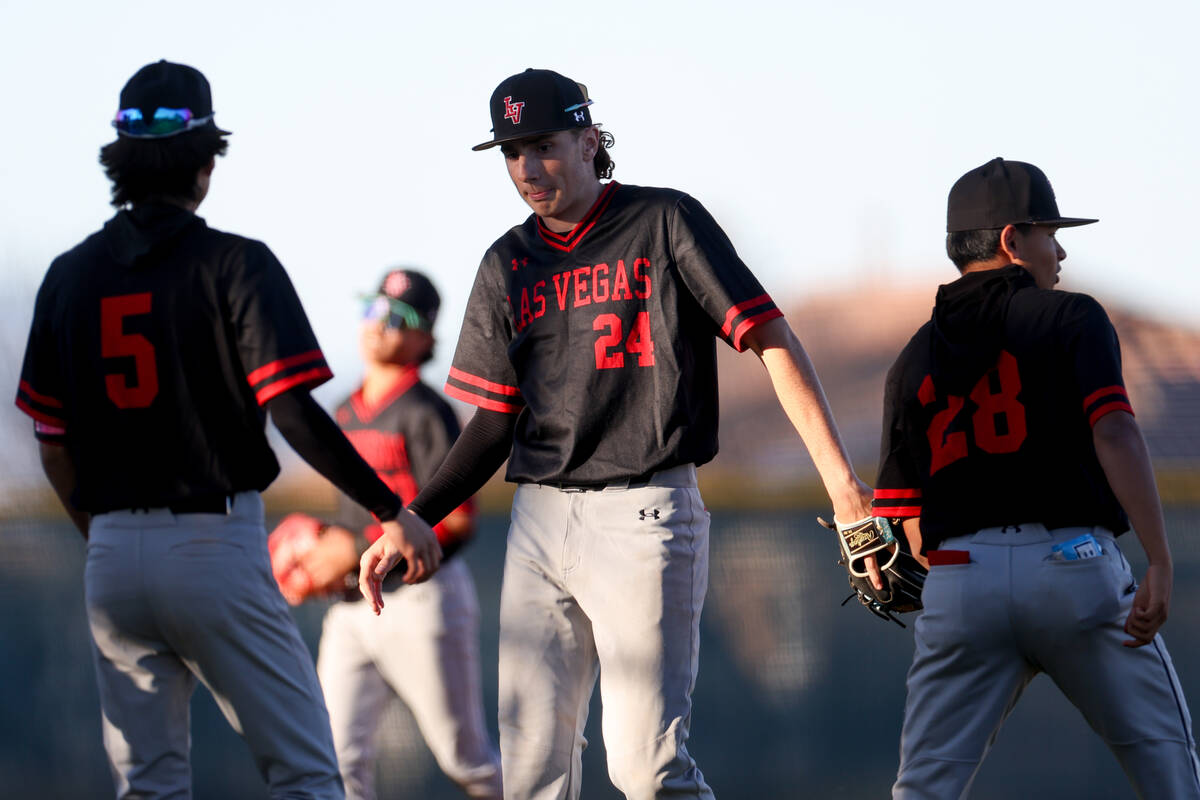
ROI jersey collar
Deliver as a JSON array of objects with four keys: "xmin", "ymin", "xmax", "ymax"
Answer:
[
  {"xmin": 350, "ymin": 366, "xmax": 420, "ymax": 422},
  {"xmin": 535, "ymin": 181, "xmax": 620, "ymax": 253}
]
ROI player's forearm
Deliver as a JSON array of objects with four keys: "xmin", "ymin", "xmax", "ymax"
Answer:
[
  {"xmin": 38, "ymin": 442, "xmax": 90, "ymax": 538},
  {"xmin": 1093, "ymin": 412, "xmax": 1172, "ymax": 566},
  {"xmin": 408, "ymin": 408, "xmax": 515, "ymax": 526},
  {"xmin": 268, "ymin": 389, "xmax": 403, "ymax": 522},
  {"xmin": 745, "ymin": 319, "xmax": 869, "ymax": 518}
]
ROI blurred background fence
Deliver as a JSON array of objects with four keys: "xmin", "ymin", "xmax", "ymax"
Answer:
[{"xmin": 5, "ymin": 505, "xmax": 1200, "ymax": 799}]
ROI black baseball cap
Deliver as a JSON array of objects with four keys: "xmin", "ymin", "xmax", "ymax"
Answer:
[
  {"xmin": 362, "ymin": 269, "xmax": 441, "ymax": 331},
  {"xmin": 947, "ymin": 158, "xmax": 1097, "ymax": 232},
  {"xmin": 472, "ymin": 68, "xmax": 595, "ymax": 151},
  {"xmin": 113, "ymin": 60, "xmax": 231, "ymax": 139}
]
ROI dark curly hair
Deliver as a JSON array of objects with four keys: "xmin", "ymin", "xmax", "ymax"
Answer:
[
  {"xmin": 99, "ymin": 127, "xmax": 229, "ymax": 207},
  {"xmin": 593, "ymin": 130, "xmax": 615, "ymax": 179}
]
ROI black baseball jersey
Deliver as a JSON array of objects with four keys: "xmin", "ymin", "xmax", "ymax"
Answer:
[
  {"xmin": 15, "ymin": 204, "xmax": 332, "ymax": 513},
  {"xmin": 445, "ymin": 182, "xmax": 781, "ymax": 485},
  {"xmin": 873, "ymin": 265, "xmax": 1132, "ymax": 552},
  {"xmin": 332, "ymin": 368, "xmax": 473, "ymax": 543}
]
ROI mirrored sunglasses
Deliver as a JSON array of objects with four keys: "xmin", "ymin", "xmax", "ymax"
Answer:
[
  {"xmin": 112, "ymin": 107, "xmax": 214, "ymax": 138},
  {"xmin": 362, "ymin": 296, "xmax": 429, "ymax": 331}
]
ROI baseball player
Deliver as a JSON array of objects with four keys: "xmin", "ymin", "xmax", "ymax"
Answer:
[
  {"xmin": 271, "ymin": 269, "xmax": 501, "ymax": 799},
  {"xmin": 14, "ymin": 60, "xmax": 439, "ymax": 798},
  {"xmin": 360, "ymin": 68, "xmax": 875, "ymax": 799},
  {"xmin": 873, "ymin": 157, "xmax": 1200, "ymax": 799}
]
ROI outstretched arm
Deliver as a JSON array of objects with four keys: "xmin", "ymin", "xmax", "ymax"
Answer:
[
  {"xmin": 741, "ymin": 317, "xmax": 873, "ymax": 521},
  {"xmin": 1092, "ymin": 411, "xmax": 1172, "ymax": 647},
  {"xmin": 360, "ymin": 407, "xmax": 516, "ymax": 613},
  {"xmin": 268, "ymin": 387, "xmax": 441, "ymax": 584}
]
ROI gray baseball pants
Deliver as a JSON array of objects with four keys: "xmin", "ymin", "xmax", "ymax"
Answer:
[
  {"xmin": 894, "ymin": 523, "xmax": 1200, "ymax": 800},
  {"xmin": 498, "ymin": 464, "xmax": 715, "ymax": 800},
  {"xmin": 317, "ymin": 558, "xmax": 502, "ymax": 799},
  {"xmin": 86, "ymin": 491, "xmax": 343, "ymax": 799}
]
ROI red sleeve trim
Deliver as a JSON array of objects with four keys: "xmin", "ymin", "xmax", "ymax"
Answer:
[
  {"xmin": 720, "ymin": 294, "xmax": 773, "ymax": 338},
  {"xmin": 1088, "ymin": 401, "xmax": 1135, "ymax": 428},
  {"xmin": 254, "ymin": 366, "xmax": 334, "ymax": 405},
  {"xmin": 19, "ymin": 380, "xmax": 62, "ymax": 408},
  {"xmin": 444, "ymin": 383, "xmax": 524, "ymax": 414},
  {"xmin": 730, "ymin": 308, "xmax": 784, "ymax": 352},
  {"xmin": 448, "ymin": 367, "xmax": 521, "ymax": 397},
  {"xmin": 15, "ymin": 398, "xmax": 66, "ymax": 428},
  {"xmin": 1083, "ymin": 385, "xmax": 1127, "ymax": 409},
  {"xmin": 874, "ymin": 488, "xmax": 922, "ymax": 499},
  {"xmin": 247, "ymin": 349, "xmax": 325, "ymax": 387}
]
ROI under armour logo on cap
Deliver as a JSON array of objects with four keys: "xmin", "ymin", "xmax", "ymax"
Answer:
[{"xmin": 383, "ymin": 270, "xmax": 411, "ymax": 299}]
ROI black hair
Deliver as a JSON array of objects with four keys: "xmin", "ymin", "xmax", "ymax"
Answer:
[
  {"xmin": 945, "ymin": 223, "xmax": 1032, "ymax": 270},
  {"xmin": 99, "ymin": 127, "xmax": 229, "ymax": 208}
]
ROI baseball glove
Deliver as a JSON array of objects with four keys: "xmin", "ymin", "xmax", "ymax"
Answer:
[
  {"xmin": 818, "ymin": 515, "xmax": 927, "ymax": 627},
  {"xmin": 267, "ymin": 513, "xmax": 324, "ymax": 605}
]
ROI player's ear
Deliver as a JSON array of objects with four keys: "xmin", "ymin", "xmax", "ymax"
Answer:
[
  {"xmin": 998, "ymin": 224, "xmax": 1021, "ymax": 263},
  {"xmin": 200, "ymin": 158, "xmax": 216, "ymax": 177},
  {"xmin": 579, "ymin": 127, "xmax": 599, "ymax": 162}
]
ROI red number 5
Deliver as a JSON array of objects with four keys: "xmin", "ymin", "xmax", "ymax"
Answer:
[
  {"xmin": 593, "ymin": 312, "xmax": 656, "ymax": 370},
  {"xmin": 101, "ymin": 293, "xmax": 159, "ymax": 408}
]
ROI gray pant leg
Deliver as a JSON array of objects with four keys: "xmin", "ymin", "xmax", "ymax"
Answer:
[
  {"xmin": 1031, "ymin": 536, "xmax": 1200, "ymax": 800},
  {"xmin": 499, "ymin": 485, "xmax": 600, "ymax": 800},
  {"xmin": 893, "ymin": 544, "xmax": 1036, "ymax": 800}
]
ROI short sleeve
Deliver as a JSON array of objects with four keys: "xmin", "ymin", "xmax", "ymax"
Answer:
[
  {"xmin": 444, "ymin": 260, "xmax": 525, "ymax": 414},
  {"xmin": 1063, "ymin": 296, "xmax": 1132, "ymax": 428},
  {"xmin": 873, "ymin": 358, "xmax": 924, "ymax": 519},
  {"xmin": 15, "ymin": 272, "xmax": 69, "ymax": 434},
  {"xmin": 227, "ymin": 241, "xmax": 332, "ymax": 405},
  {"xmin": 669, "ymin": 195, "xmax": 782, "ymax": 352}
]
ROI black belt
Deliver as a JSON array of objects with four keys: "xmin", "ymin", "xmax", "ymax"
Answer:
[{"xmin": 165, "ymin": 494, "xmax": 234, "ymax": 514}]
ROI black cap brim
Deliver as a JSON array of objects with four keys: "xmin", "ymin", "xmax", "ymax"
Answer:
[
  {"xmin": 1031, "ymin": 216, "xmax": 1098, "ymax": 228},
  {"xmin": 472, "ymin": 124, "xmax": 587, "ymax": 152}
]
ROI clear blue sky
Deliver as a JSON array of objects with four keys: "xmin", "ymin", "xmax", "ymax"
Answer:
[{"xmin": 2, "ymin": 0, "xmax": 1197, "ymax": 494}]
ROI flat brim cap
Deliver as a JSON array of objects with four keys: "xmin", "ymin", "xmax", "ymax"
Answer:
[
  {"xmin": 947, "ymin": 157, "xmax": 1096, "ymax": 232},
  {"xmin": 372, "ymin": 268, "xmax": 441, "ymax": 325},
  {"xmin": 472, "ymin": 68, "xmax": 594, "ymax": 151},
  {"xmin": 118, "ymin": 59, "xmax": 231, "ymax": 136}
]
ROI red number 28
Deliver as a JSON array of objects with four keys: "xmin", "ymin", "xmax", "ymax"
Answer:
[
  {"xmin": 921, "ymin": 350, "xmax": 1026, "ymax": 474},
  {"xmin": 101, "ymin": 293, "xmax": 159, "ymax": 409},
  {"xmin": 593, "ymin": 312, "xmax": 656, "ymax": 370}
]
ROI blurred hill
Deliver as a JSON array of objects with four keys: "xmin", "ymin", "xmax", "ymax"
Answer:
[{"xmin": 704, "ymin": 281, "xmax": 1200, "ymax": 505}]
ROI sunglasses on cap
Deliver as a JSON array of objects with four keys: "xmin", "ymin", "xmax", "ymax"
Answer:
[
  {"xmin": 112, "ymin": 107, "xmax": 214, "ymax": 138},
  {"xmin": 362, "ymin": 296, "xmax": 431, "ymax": 331}
]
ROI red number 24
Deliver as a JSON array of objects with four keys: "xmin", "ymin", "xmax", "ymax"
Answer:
[
  {"xmin": 593, "ymin": 312, "xmax": 656, "ymax": 370},
  {"xmin": 101, "ymin": 293, "xmax": 159, "ymax": 409}
]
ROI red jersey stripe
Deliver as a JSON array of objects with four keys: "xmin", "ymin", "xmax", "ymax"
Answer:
[
  {"xmin": 720, "ymin": 294, "xmax": 774, "ymax": 338},
  {"xmin": 874, "ymin": 488, "xmax": 922, "ymax": 499},
  {"xmin": 535, "ymin": 182, "xmax": 620, "ymax": 252},
  {"xmin": 254, "ymin": 366, "xmax": 333, "ymax": 405},
  {"xmin": 730, "ymin": 308, "xmax": 784, "ymax": 352},
  {"xmin": 15, "ymin": 398, "xmax": 66, "ymax": 428},
  {"xmin": 246, "ymin": 350, "xmax": 325, "ymax": 387},
  {"xmin": 448, "ymin": 367, "xmax": 522, "ymax": 397},
  {"xmin": 445, "ymin": 383, "xmax": 523, "ymax": 414},
  {"xmin": 1082, "ymin": 384, "xmax": 1127, "ymax": 410},
  {"xmin": 1088, "ymin": 401, "xmax": 1134, "ymax": 428},
  {"xmin": 18, "ymin": 380, "xmax": 63, "ymax": 408}
]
